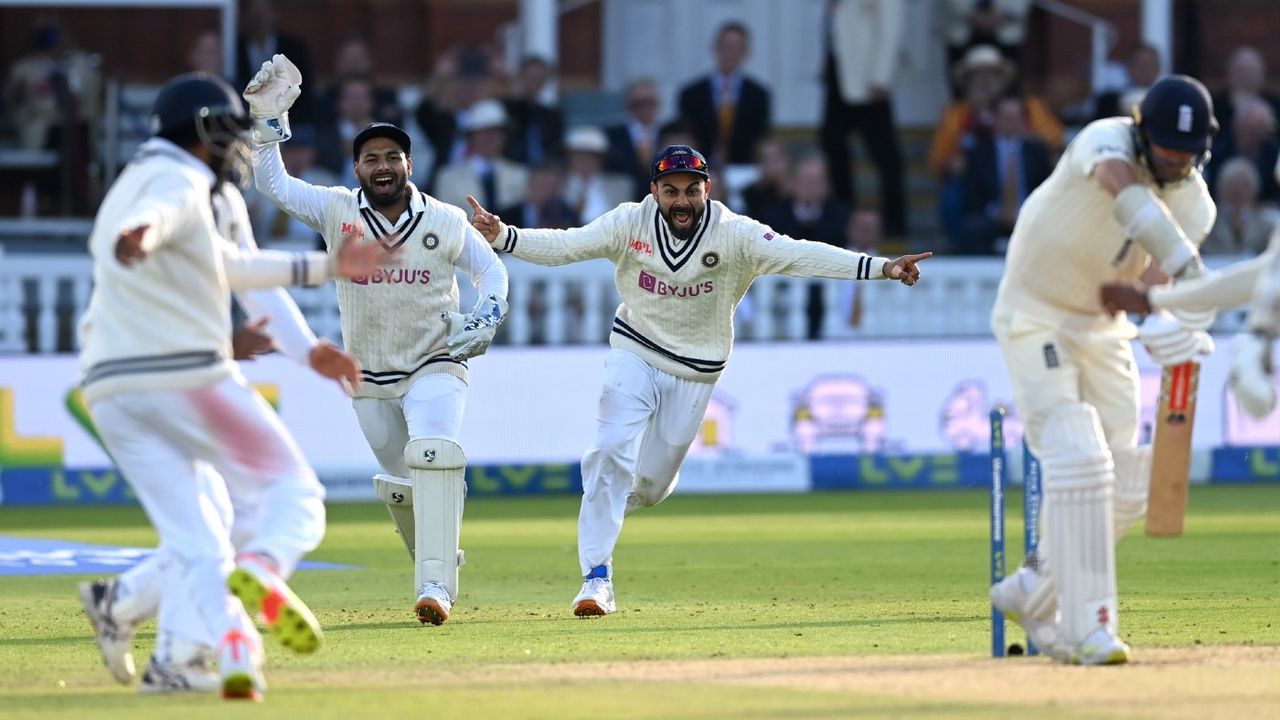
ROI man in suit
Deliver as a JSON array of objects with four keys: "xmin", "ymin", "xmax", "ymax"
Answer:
[
  {"xmin": 605, "ymin": 78, "xmax": 667, "ymax": 200},
  {"xmin": 236, "ymin": 0, "xmax": 313, "ymax": 125},
  {"xmin": 433, "ymin": 99, "xmax": 529, "ymax": 213},
  {"xmin": 677, "ymin": 22, "xmax": 771, "ymax": 167},
  {"xmin": 961, "ymin": 96, "xmax": 1051, "ymax": 255},
  {"xmin": 503, "ymin": 55, "xmax": 565, "ymax": 166},
  {"xmin": 821, "ymin": 0, "xmax": 908, "ymax": 239},
  {"xmin": 762, "ymin": 154, "xmax": 851, "ymax": 339}
]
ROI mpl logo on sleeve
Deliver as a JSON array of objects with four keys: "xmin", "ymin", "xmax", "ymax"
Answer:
[
  {"xmin": 628, "ymin": 238, "xmax": 652, "ymax": 255},
  {"xmin": 340, "ymin": 222, "xmax": 366, "ymax": 238}
]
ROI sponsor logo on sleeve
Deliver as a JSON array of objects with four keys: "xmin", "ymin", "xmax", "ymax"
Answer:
[
  {"xmin": 340, "ymin": 222, "xmax": 366, "ymax": 238},
  {"xmin": 628, "ymin": 238, "xmax": 653, "ymax": 255}
]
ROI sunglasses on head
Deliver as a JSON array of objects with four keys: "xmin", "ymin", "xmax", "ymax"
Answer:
[{"xmin": 652, "ymin": 153, "xmax": 708, "ymax": 176}]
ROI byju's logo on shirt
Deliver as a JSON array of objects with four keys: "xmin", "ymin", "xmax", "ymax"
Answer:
[
  {"xmin": 351, "ymin": 268, "xmax": 432, "ymax": 285},
  {"xmin": 638, "ymin": 270, "xmax": 714, "ymax": 298}
]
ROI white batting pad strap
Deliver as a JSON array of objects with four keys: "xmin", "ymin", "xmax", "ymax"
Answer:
[
  {"xmin": 1039, "ymin": 403, "xmax": 1115, "ymax": 489},
  {"xmin": 1112, "ymin": 184, "xmax": 1202, "ymax": 279},
  {"xmin": 373, "ymin": 474, "xmax": 415, "ymax": 559},
  {"xmin": 406, "ymin": 438, "xmax": 466, "ymax": 599},
  {"xmin": 1111, "ymin": 446, "xmax": 1151, "ymax": 539},
  {"xmin": 1024, "ymin": 544, "xmax": 1058, "ymax": 620}
]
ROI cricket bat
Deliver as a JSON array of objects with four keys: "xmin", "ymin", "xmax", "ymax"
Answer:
[{"xmin": 1146, "ymin": 361, "xmax": 1200, "ymax": 537}]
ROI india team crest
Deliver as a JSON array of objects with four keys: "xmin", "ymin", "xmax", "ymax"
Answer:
[
  {"xmin": 423, "ymin": 232, "xmax": 440, "ymax": 250},
  {"xmin": 701, "ymin": 251, "xmax": 720, "ymax": 268}
]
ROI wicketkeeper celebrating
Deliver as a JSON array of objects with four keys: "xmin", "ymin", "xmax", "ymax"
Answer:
[
  {"xmin": 244, "ymin": 55, "xmax": 509, "ymax": 626},
  {"xmin": 468, "ymin": 144, "xmax": 930, "ymax": 616}
]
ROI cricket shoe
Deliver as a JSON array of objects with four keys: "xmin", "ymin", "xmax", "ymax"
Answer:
[
  {"xmin": 573, "ymin": 566, "xmax": 616, "ymax": 617},
  {"xmin": 218, "ymin": 628, "xmax": 266, "ymax": 701},
  {"xmin": 989, "ymin": 566, "xmax": 1066, "ymax": 659},
  {"xmin": 415, "ymin": 581, "xmax": 452, "ymax": 626},
  {"xmin": 138, "ymin": 653, "xmax": 220, "ymax": 694},
  {"xmin": 1071, "ymin": 627, "xmax": 1131, "ymax": 666},
  {"xmin": 78, "ymin": 578, "xmax": 138, "ymax": 684},
  {"xmin": 227, "ymin": 552, "xmax": 323, "ymax": 654}
]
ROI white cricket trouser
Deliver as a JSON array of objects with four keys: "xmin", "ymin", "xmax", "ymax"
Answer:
[
  {"xmin": 90, "ymin": 374, "xmax": 325, "ymax": 652},
  {"xmin": 578, "ymin": 349, "xmax": 715, "ymax": 576},
  {"xmin": 992, "ymin": 312, "xmax": 1140, "ymax": 453},
  {"xmin": 353, "ymin": 374, "xmax": 468, "ymax": 476}
]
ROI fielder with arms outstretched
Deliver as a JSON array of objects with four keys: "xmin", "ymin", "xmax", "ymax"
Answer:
[
  {"xmin": 468, "ymin": 144, "xmax": 930, "ymax": 616},
  {"xmin": 244, "ymin": 55, "xmax": 509, "ymax": 625},
  {"xmin": 79, "ymin": 177, "xmax": 366, "ymax": 694},
  {"xmin": 989, "ymin": 76, "xmax": 1220, "ymax": 665},
  {"xmin": 78, "ymin": 71, "xmax": 389, "ymax": 700}
]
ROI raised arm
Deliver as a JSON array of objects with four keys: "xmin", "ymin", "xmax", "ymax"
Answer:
[
  {"xmin": 253, "ymin": 142, "xmax": 339, "ymax": 233},
  {"xmin": 737, "ymin": 216, "xmax": 928, "ymax": 286},
  {"xmin": 468, "ymin": 195, "xmax": 621, "ymax": 266}
]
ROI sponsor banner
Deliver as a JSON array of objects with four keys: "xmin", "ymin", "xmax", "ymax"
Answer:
[
  {"xmin": 0, "ymin": 464, "xmax": 584, "ymax": 506},
  {"xmin": 676, "ymin": 453, "xmax": 810, "ymax": 494},
  {"xmin": 0, "ymin": 536, "xmax": 353, "ymax": 576},
  {"xmin": 1, "ymin": 339, "xmax": 1277, "ymax": 505},
  {"xmin": 1208, "ymin": 446, "xmax": 1280, "ymax": 483},
  {"xmin": 810, "ymin": 452, "xmax": 991, "ymax": 490}
]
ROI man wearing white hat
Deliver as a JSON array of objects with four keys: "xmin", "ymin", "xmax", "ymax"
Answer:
[
  {"xmin": 433, "ymin": 99, "xmax": 529, "ymax": 213},
  {"xmin": 563, "ymin": 126, "xmax": 634, "ymax": 224}
]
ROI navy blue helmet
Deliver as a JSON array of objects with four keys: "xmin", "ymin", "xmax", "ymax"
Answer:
[
  {"xmin": 1132, "ymin": 75, "xmax": 1218, "ymax": 181},
  {"xmin": 149, "ymin": 72, "xmax": 251, "ymax": 185}
]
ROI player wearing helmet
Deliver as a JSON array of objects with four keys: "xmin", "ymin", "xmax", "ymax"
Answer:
[
  {"xmin": 988, "ymin": 75, "xmax": 1220, "ymax": 664},
  {"xmin": 77, "ymin": 71, "xmax": 389, "ymax": 699}
]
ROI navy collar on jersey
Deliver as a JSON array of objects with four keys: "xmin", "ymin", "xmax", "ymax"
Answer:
[
  {"xmin": 652, "ymin": 200, "xmax": 713, "ymax": 273},
  {"xmin": 357, "ymin": 183, "xmax": 426, "ymax": 250}
]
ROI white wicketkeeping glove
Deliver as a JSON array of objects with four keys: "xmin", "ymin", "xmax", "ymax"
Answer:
[
  {"xmin": 1229, "ymin": 333, "xmax": 1277, "ymax": 419},
  {"xmin": 241, "ymin": 53, "xmax": 302, "ymax": 145},
  {"xmin": 1138, "ymin": 310, "xmax": 1215, "ymax": 367},
  {"xmin": 442, "ymin": 295, "xmax": 509, "ymax": 360}
]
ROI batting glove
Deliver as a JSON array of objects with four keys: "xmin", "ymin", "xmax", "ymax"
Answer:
[
  {"xmin": 242, "ymin": 54, "xmax": 302, "ymax": 145},
  {"xmin": 1138, "ymin": 311, "xmax": 1214, "ymax": 367},
  {"xmin": 1229, "ymin": 332, "xmax": 1277, "ymax": 419},
  {"xmin": 442, "ymin": 295, "xmax": 509, "ymax": 360}
]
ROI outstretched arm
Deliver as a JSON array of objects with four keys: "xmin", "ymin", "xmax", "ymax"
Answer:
[
  {"xmin": 737, "ymin": 216, "xmax": 929, "ymax": 286},
  {"xmin": 468, "ymin": 194, "xmax": 621, "ymax": 266}
]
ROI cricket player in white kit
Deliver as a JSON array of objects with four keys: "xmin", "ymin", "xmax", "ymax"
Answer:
[
  {"xmin": 989, "ymin": 76, "xmax": 1220, "ymax": 664},
  {"xmin": 244, "ymin": 55, "xmax": 509, "ymax": 625},
  {"xmin": 79, "ymin": 179, "xmax": 366, "ymax": 693},
  {"xmin": 467, "ymin": 144, "xmax": 931, "ymax": 616},
  {"xmin": 78, "ymin": 72, "xmax": 389, "ymax": 700}
]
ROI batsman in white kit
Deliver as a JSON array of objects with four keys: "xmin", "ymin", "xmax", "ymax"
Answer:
[
  {"xmin": 468, "ymin": 144, "xmax": 931, "ymax": 616},
  {"xmin": 77, "ymin": 71, "xmax": 388, "ymax": 699},
  {"xmin": 79, "ymin": 178, "xmax": 366, "ymax": 692},
  {"xmin": 989, "ymin": 76, "xmax": 1221, "ymax": 664},
  {"xmin": 244, "ymin": 55, "xmax": 510, "ymax": 624}
]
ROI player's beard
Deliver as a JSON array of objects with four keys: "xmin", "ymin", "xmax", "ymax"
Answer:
[
  {"xmin": 660, "ymin": 202, "xmax": 705, "ymax": 240},
  {"xmin": 360, "ymin": 170, "xmax": 408, "ymax": 208}
]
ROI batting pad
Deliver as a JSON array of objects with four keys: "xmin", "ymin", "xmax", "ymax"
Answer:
[
  {"xmin": 1040, "ymin": 403, "xmax": 1119, "ymax": 648},
  {"xmin": 1111, "ymin": 446, "xmax": 1152, "ymax": 540},
  {"xmin": 405, "ymin": 437, "xmax": 466, "ymax": 600},
  {"xmin": 372, "ymin": 474, "xmax": 415, "ymax": 559}
]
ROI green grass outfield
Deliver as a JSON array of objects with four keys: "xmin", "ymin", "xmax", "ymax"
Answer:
[{"xmin": 1, "ymin": 486, "xmax": 1277, "ymax": 719}]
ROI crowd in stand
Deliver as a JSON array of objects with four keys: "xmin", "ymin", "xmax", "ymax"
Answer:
[{"xmin": 3, "ymin": 1, "xmax": 1280, "ymax": 325}]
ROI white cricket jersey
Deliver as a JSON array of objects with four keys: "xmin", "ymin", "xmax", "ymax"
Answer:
[
  {"xmin": 79, "ymin": 139, "xmax": 336, "ymax": 403},
  {"xmin": 993, "ymin": 117, "xmax": 1216, "ymax": 334},
  {"xmin": 495, "ymin": 195, "xmax": 893, "ymax": 382},
  {"xmin": 254, "ymin": 144, "xmax": 508, "ymax": 399}
]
